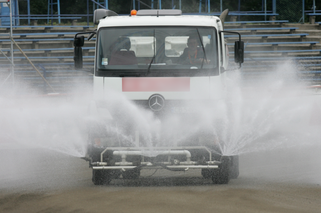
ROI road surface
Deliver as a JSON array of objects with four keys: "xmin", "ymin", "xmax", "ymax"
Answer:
[{"xmin": 0, "ymin": 143, "xmax": 321, "ymax": 213}]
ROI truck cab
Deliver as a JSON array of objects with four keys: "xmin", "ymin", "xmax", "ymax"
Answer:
[{"xmin": 74, "ymin": 9, "xmax": 244, "ymax": 185}]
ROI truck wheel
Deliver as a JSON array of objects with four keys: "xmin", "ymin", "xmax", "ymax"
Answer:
[
  {"xmin": 201, "ymin": 169, "xmax": 213, "ymax": 179},
  {"xmin": 122, "ymin": 169, "xmax": 140, "ymax": 179},
  {"xmin": 212, "ymin": 156, "xmax": 230, "ymax": 184},
  {"xmin": 229, "ymin": 155, "xmax": 239, "ymax": 179},
  {"xmin": 87, "ymin": 144, "xmax": 103, "ymax": 162},
  {"xmin": 111, "ymin": 169, "xmax": 122, "ymax": 179},
  {"xmin": 92, "ymin": 169, "xmax": 112, "ymax": 185}
]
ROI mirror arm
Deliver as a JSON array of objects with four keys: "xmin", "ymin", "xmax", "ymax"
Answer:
[
  {"xmin": 220, "ymin": 30, "xmax": 241, "ymax": 43},
  {"xmin": 220, "ymin": 30, "xmax": 243, "ymax": 68},
  {"xmin": 74, "ymin": 31, "xmax": 96, "ymax": 42}
]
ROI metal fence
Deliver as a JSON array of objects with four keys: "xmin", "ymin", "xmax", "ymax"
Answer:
[
  {"xmin": 302, "ymin": 0, "xmax": 321, "ymax": 23},
  {"xmin": 142, "ymin": 0, "xmax": 320, "ymax": 23},
  {"xmin": 1, "ymin": 0, "xmax": 321, "ymax": 26}
]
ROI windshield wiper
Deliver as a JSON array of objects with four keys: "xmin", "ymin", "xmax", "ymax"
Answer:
[
  {"xmin": 196, "ymin": 28, "xmax": 207, "ymax": 69},
  {"xmin": 146, "ymin": 29, "xmax": 156, "ymax": 76},
  {"xmin": 146, "ymin": 54, "xmax": 155, "ymax": 76}
]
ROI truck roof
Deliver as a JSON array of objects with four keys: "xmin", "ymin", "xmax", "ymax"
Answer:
[{"xmin": 98, "ymin": 15, "xmax": 222, "ymax": 29}]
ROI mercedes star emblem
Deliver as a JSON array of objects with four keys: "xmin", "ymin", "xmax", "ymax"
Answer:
[{"xmin": 148, "ymin": 94, "xmax": 165, "ymax": 111}]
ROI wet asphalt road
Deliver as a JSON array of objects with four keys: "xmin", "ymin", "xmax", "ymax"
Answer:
[{"xmin": 1, "ymin": 143, "xmax": 321, "ymax": 213}]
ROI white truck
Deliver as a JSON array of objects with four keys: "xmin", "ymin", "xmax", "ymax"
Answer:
[{"xmin": 74, "ymin": 9, "xmax": 244, "ymax": 185}]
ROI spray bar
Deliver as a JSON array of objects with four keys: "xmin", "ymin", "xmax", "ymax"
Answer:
[
  {"xmin": 111, "ymin": 161, "xmax": 220, "ymax": 166},
  {"xmin": 100, "ymin": 146, "xmax": 213, "ymax": 162},
  {"xmin": 113, "ymin": 150, "xmax": 192, "ymax": 162},
  {"xmin": 92, "ymin": 166, "xmax": 136, "ymax": 170},
  {"xmin": 92, "ymin": 165, "xmax": 219, "ymax": 170}
]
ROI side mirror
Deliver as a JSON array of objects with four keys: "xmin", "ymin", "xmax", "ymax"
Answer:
[
  {"xmin": 74, "ymin": 36, "xmax": 84, "ymax": 47},
  {"xmin": 74, "ymin": 36, "xmax": 84, "ymax": 69},
  {"xmin": 234, "ymin": 41, "xmax": 244, "ymax": 64}
]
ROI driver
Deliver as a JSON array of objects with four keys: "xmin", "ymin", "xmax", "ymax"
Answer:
[{"xmin": 179, "ymin": 36, "xmax": 205, "ymax": 65}]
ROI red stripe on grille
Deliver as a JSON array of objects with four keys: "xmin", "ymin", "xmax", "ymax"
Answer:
[{"xmin": 122, "ymin": 77, "xmax": 190, "ymax": 92}]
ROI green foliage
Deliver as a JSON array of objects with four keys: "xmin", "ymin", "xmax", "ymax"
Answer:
[
  {"xmin": 277, "ymin": 0, "xmax": 302, "ymax": 22},
  {"xmin": 30, "ymin": 0, "xmax": 47, "ymax": 14},
  {"xmin": 181, "ymin": 0, "xmax": 199, "ymax": 13},
  {"xmin": 17, "ymin": 0, "xmax": 319, "ymax": 23},
  {"xmin": 60, "ymin": 0, "xmax": 87, "ymax": 14},
  {"xmin": 108, "ymin": 0, "xmax": 132, "ymax": 14}
]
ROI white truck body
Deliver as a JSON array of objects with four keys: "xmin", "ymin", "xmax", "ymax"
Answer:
[
  {"xmin": 93, "ymin": 14, "xmax": 227, "ymax": 101},
  {"xmin": 74, "ymin": 9, "xmax": 243, "ymax": 185}
]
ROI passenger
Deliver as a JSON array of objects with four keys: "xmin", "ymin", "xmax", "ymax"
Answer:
[{"xmin": 109, "ymin": 37, "xmax": 137, "ymax": 65}]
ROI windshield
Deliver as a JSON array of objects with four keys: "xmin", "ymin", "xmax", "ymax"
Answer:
[{"xmin": 96, "ymin": 26, "xmax": 218, "ymax": 77}]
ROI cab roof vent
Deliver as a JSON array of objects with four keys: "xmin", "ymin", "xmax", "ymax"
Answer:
[
  {"xmin": 94, "ymin": 9, "xmax": 118, "ymax": 24},
  {"xmin": 136, "ymin": 9, "xmax": 182, "ymax": 16}
]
